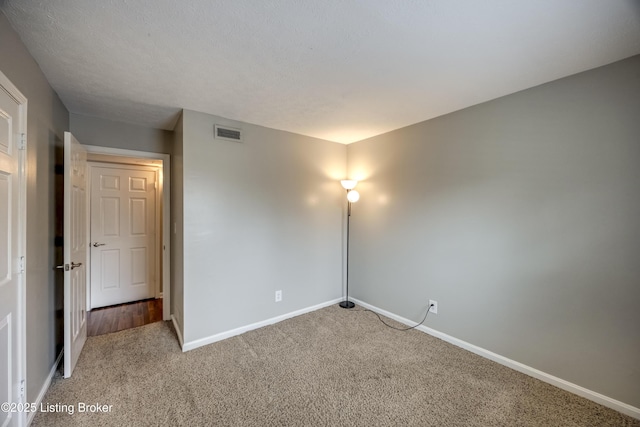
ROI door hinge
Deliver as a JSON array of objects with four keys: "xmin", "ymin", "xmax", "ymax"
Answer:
[
  {"xmin": 18, "ymin": 133, "xmax": 26, "ymax": 150},
  {"xmin": 19, "ymin": 256, "xmax": 25, "ymax": 273},
  {"xmin": 19, "ymin": 379, "xmax": 25, "ymax": 398}
]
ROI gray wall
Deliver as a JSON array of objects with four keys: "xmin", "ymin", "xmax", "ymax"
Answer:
[
  {"xmin": 0, "ymin": 13, "xmax": 70, "ymax": 402},
  {"xmin": 70, "ymin": 113, "xmax": 172, "ymax": 154},
  {"xmin": 181, "ymin": 110, "xmax": 346, "ymax": 344},
  {"xmin": 170, "ymin": 112, "xmax": 184, "ymax": 337},
  {"xmin": 347, "ymin": 55, "xmax": 640, "ymax": 408}
]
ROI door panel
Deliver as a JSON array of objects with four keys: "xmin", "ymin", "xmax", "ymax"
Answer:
[
  {"xmin": 90, "ymin": 165, "xmax": 156, "ymax": 308},
  {"xmin": 0, "ymin": 173, "xmax": 9, "ymax": 285},
  {"xmin": 0, "ymin": 76, "xmax": 24, "ymax": 426},
  {"xmin": 64, "ymin": 132, "xmax": 88, "ymax": 378},
  {"xmin": 101, "ymin": 197, "xmax": 120, "ymax": 236},
  {"xmin": 130, "ymin": 198, "xmax": 146, "ymax": 235},
  {"xmin": 100, "ymin": 174, "xmax": 119, "ymax": 190},
  {"xmin": 129, "ymin": 176, "xmax": 146, "ymax": 192},
  {"xmin": 101, "ymin": 250, "xmax": 120, "ymax": 289},
  {"xmin": 130, "ymin": 247, "xmax": 147, "ymax": 285}
]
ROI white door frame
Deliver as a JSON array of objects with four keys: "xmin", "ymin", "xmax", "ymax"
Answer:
[
  {"xmin": 88, "ymin": 162, "xmax": 162, "ymax": 306},
  {"xmin": 83, "ymin": 145, "xmax": 171, "ymax": 321},
  {"xmin": 0, "ymin": 70, "xmax": 27, "ymax": 426}
]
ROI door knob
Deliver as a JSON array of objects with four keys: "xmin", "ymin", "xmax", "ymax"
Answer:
[
  {"xmin": 92, "ymin": 242, "xmax": 106, "ymax": 247},
  {"xmin": 70, "ymin": 262, "xmax": 83, "ymax": 270}
]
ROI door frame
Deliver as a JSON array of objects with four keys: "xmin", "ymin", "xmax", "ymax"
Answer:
[
  {"xmin": 83, "ymin": 145, "xmax": 171, "ymax": 321},
  {"xmin": 87, "ymin": 161, "xmax": 162, "ymax": 306},
  {"xmin": 0, "ymin": 70, "xmax": 27, "ymax": 426}
]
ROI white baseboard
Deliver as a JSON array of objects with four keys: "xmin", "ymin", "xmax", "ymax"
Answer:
[
  {"xmin": 171, "ymin": 314, "xmax": 184, "ymax": 348},
  {"xmin": 27, "ymin": 351, "xmax": 63, "ymax": 426},
  {"xmin": 182, "ymin": 298, "xmax": 343, "ymax": 352},
  {"xmin": 350, "ymin": 298, "xmax": 640, "ymax": 420}
]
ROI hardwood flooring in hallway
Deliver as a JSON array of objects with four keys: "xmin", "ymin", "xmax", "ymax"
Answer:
[{"xmin": 87, "ymin": 298, "xmax": 163, "ymax": 336}]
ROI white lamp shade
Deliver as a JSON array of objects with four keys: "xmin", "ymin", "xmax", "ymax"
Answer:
[
  {"xmin": 341, "ymin": 180, "xmax": 358, "ymax": 190},
  {"xmin": 347, "ymin": 190, "xmax": 360, "ymax": 203}
]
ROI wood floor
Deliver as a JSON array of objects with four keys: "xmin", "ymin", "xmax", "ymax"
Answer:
[{"xmin": 87, "ymin": 298, "xmax": 163, "ymax": 336}]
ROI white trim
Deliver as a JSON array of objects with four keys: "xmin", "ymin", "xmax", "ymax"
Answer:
[
  {"xmin": 0, "ymin": 70, "xmax": 28, "ymax": 427},
  {"xmin": 26, "ymin": 351, "xmax": 63, "ymax": 426},
  {"xmin": 350, "ymin": 298, "xmax": 640, "ymax": 420},
  {"xmin": 17, "ymin": 93, "xmax": 27, "ymax": 427},
  {"xmin": 83, "ymin": 145, "xmax": 166, "ymax": 160},
  {"xmin": 182, "ymin": 298, "xmax": 342, "ymax": 352},
  {"xmin": 160, "ymin": 159, "xmax": 169, "ymax": 320},
  {"xmin": 82, "ymin": 145, "xmax": 171, "ymax": 321},
  {"xmin": 0, "ymin": 72, "xmax": 28, "ymax": 105},
  {"xmin": 171, "ymin": 314, "xmax": 184, "ymax": 348}
]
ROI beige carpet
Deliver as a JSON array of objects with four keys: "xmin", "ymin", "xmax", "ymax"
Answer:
[{"xmin": 32, "ymin": 305, "xmax": 638, "ymax": 426}]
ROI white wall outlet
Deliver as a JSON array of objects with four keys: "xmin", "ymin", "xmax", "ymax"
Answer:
[
  {"xmin": 275, "ymin": 290, "xmax": 282, "ymax": 302},
  {"xmin": 429, "ymin": 300, "xmax": 438, "ymax": 314}
]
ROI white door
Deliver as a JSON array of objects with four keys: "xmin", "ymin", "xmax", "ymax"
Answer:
[
  {"xmin": 0, "ymin": 74, "xmax": 26, "ymax": 427},
  {"xmin": 63, "ymin": 132, "xmax": 88, "ymax": 378},
  {"xmin": 90, "ymin": 165, "xmax": 156, "ymax": 308}
]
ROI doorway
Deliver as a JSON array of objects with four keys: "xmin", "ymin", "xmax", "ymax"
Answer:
[
  {"xmin": 89, "ymin": 162, "xmax": 159, "ymax": 308},
  {"xmin": 83, "ymin": 145, "xmax": 171, "ymax": 324}
]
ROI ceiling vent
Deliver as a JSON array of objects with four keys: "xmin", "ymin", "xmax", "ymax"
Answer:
[{"xmin": 214, "ymin": 125, "xmax": 243, "ymax": 142}]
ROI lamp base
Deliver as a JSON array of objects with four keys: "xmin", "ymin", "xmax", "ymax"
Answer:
[{"xmin": 339, "ymin": 300, "xmax": 355, "ymax": 309}]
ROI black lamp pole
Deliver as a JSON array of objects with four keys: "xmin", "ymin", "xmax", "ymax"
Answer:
[{"xmin": 339, "ymin": 191, "xmax": 355, "ymax": 309}]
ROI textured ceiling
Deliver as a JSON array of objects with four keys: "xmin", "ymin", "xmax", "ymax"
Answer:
[{"xmin": 2, "ymin": 0, "xmax": 640, "ymax": 143}]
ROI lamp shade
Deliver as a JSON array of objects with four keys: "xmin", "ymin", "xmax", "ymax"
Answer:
[
  {"xmin": 341, "ymin": 180, "xmax": 358, "ymax": 190},
  {"xmin": 346, "ymin": 190, "xmax": 360, "ymax": 203}
]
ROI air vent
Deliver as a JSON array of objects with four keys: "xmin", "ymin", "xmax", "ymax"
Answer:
[{"xmin": 214, "ymin": 125, "xmax": 243, "ymax": 142}]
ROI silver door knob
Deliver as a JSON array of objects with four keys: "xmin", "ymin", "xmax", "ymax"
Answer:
[
  {"xmin": 92, "ymin": 242, "xmax": 106, "ymax": 247},
  {"xmin": 70, "ymin": 262, "xmax": 83, "ymax": 269}
]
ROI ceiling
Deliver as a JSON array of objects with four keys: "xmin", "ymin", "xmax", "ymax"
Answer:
[{"xmin": 2, "ymin": 1, "xmax": 639, "ymax": 144}]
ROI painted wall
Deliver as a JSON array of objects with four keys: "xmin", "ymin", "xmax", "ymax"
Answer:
[
  {"xmin": 347, "ymin": 55, "xmax": 640, "ymax": 408},
  {"xmin": 181, "ymin": 110, "xmax": 346, "ymax": 344},
  {"xmin": 0, "ymin": 13, "xmax": 70, "ymax": 402},
  {"xmin": 70, "ymin": 113, "xmax": 172, "ymax": 154},
  {"xmin": 170, "ymin": 113, "xmax": 184, "ymax": 338}
]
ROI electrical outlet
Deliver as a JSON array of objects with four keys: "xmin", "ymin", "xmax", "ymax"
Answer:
[
  {"xmin": 429, "ymin": 300, "xmax": 438, "ymax": 314},
  {"xmin": 275, "ymin": 290, "xmax": 282, "ymax": 302}
]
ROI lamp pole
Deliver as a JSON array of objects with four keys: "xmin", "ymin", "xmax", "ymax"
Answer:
[{"xmin": 339, "ymin": 189, "xmax": 356, "ymax": 309}]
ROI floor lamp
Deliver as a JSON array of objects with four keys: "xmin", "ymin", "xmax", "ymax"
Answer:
[{"xmin": 339, "ymin": 179, "xmax": 360, "ymax": 309}]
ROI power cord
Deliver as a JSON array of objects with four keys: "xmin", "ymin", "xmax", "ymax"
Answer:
[{"xmin": 358, "ymin": 303, "xmax": 434, "ymax": 331}]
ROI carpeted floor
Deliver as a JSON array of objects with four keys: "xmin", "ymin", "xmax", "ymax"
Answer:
[{"xmin": 32, "ymin": 305, "xmax": 638, "ymax": 426}]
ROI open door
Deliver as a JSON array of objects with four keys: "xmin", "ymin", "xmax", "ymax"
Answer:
[{"xmin": 63, "ymin": 132, "xmax": 88, "ymax": 378}]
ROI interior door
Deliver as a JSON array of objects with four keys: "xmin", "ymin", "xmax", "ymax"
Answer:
[
  {"xmin": 63, "ymin": 132, "xmax": 88, "ymax": 378},
  {"xmin": 0, "ymin": 75, "xmax": 25, "ymax": 427},
  {"xmin": 90, "ymin": 164, "xmax": 156, "ymax": 308}
]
